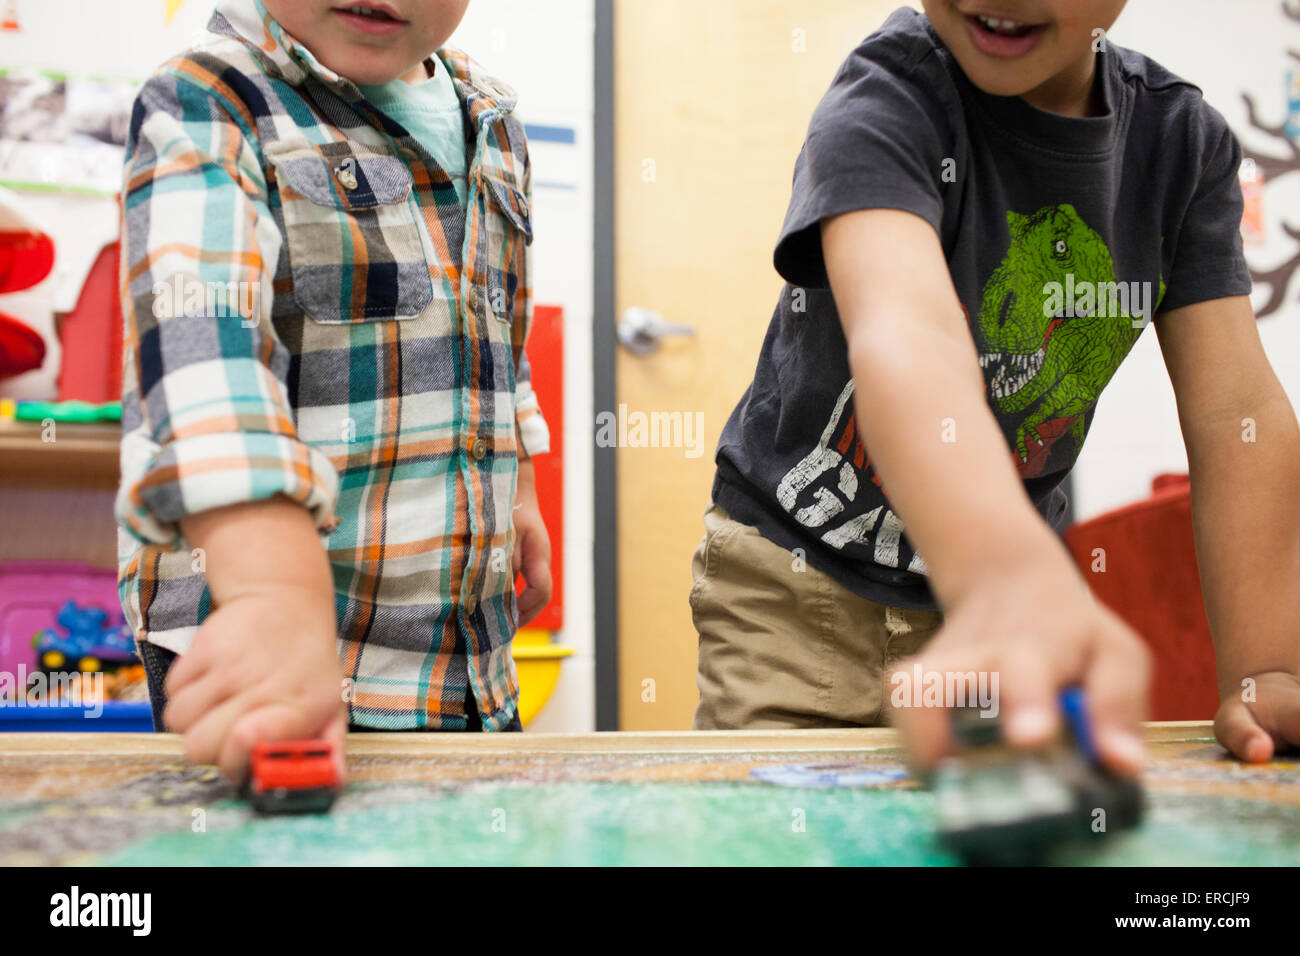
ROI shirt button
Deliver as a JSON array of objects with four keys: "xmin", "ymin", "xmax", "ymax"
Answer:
[
  {"xmin": 334, "ymin": 159, "xmax": 358, "ymax": 191},
  {"xmin": 471, "ymin": 438, "xmax": 488, "ymax": 461},
  {"xmin": 468, "ymin": 288, "xmax": 481, "ymax": 311}
]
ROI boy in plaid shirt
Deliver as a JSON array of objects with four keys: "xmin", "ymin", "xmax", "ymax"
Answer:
[{"xmin": 117, "ymin": 0, "xmax": 551, "ymax": 781}]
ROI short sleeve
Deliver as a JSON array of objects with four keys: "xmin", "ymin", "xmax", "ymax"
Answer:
[
  {"xmin": 1159, "ymin": 102, "xmax": 1253, "ymax": 314},
  {"xmin": 774, "ymin": 37, "xmax": 952, "ymax": 290}
]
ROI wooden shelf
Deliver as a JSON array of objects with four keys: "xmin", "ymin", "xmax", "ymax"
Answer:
[{"xmin": 0, "ymin": 420, "xmax": 120, "ymax": 489}]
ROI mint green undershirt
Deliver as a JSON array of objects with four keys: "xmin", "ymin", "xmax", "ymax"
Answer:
[{"xmin": 360, "ymin": 58, "xmax": 469, "ymax": 208}]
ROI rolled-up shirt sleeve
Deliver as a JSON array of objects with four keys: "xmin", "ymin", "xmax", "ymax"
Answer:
[
  {"xmin": 514, "ymin": 347, "xmax": 550, "ymax": 457},
  {"xmin": 116, "ymin": 71, "xmax": 339, "ymax": 547}
]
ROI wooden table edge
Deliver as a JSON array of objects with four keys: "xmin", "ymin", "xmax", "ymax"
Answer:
[{"xmin": 0, "ymin": 721, "xmax": 1216, "ymax": 757}]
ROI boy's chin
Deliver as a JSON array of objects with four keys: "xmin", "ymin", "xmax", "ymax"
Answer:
[
  {"xmin": 318, "ymin": 49, "xmax": 425, "ymax": 86},
  {"xmin": 955, "ymin": 62, "xmax": 1051, "ymax": 100}
]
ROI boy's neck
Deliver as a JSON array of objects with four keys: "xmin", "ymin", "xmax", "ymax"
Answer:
[
  {"xmin": 397, "ymin": 59, "xmax": 434, "ymax": 84},
  {"xmin": 1017, "ymin": 51, "xmax": 1105, "ymax": 118}
]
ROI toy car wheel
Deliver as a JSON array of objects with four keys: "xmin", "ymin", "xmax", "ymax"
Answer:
[
  {"xmin": 41, "ymin": 650, "xmax": 65, "ymax": 669},
  {"xmin": 78, "ymin": 656, "xmax": 101, "ymax": 673}
]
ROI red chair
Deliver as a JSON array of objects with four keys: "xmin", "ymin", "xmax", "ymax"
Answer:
[
  {"xmin": 1063, "ymin": 474, "xmax": 1220, "ymax": 720},
  {"xmin": 56, "ymin": 240, "xmax": 122, "ymax": 403}
]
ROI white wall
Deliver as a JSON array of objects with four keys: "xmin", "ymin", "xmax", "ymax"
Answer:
[
  {"xmin": 0, "ymin": 0, "xmax": 597, "ymax": 730},
  {"xmin": 1076, "ymin": 0, "xmax": 1300, "ymax": 519},
  {"xmin": 452, "ymin": 1, "xmax": 596, "ymax": 732}
]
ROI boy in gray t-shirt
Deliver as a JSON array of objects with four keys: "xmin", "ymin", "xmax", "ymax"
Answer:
[{"xmin": 695, "ymin": 2, "xmax": 1300, "ymax": 772}]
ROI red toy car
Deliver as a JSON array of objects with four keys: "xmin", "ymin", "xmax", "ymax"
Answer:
[{"xmin": 247, "ymin": 740, "xmax": 342, "ymax": 814}]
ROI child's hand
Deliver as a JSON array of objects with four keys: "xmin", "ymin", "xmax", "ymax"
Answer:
[
  {"xmin": 513, "ymin": 458, "xmax": 553, "ymax": 626},
  {"xmin": 1214, "ymin": 670, "xmax": 1300, "ymax": 763},
  {"xmin": 888, "ymin": 556, "xmax": 1152, "ymax": 777},
  {"xmin": 163, "ymin": 586, "xmax": 346, "ymax": 785}
]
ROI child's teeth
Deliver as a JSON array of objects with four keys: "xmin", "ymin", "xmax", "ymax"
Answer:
[{"xmin": 979, "ymin": 15, "xmax": 1026, "ymax": 33}]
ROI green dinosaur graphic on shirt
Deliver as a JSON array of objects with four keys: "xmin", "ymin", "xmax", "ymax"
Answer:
[{"xmin": 976, "ymin": 204, "xmax": 1165, "ymax": 476}]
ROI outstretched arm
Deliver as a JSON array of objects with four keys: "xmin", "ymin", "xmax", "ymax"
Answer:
[
  {"xmin": 825, "ymin": 209, "xmax": 1149, "ymax": 774},
  {"xmin": 1157, "ymin": 294, "xmax": 1300, "ymax": 761}
]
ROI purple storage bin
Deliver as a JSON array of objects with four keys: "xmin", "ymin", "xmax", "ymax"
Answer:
[{"xmin": 0, "ymin": 561, "xmax": 123, "ymax": 682}]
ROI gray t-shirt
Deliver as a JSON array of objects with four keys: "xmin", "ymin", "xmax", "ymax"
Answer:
[{"xmin": 713, "ymin": 7, "xmax": 1252, "ymax": 610}]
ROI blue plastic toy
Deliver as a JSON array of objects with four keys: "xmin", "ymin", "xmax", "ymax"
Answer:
[{"xmin": 31, "ymin": 602, "xmax": 136, "ymax": 673}]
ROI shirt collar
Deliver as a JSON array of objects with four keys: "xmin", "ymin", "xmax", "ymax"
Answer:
[{"xmin": 209, "ymin": 0, "xmax": 517, "ymax": 118}]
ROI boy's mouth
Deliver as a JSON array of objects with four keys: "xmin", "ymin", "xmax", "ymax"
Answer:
[
  {"xmin": 331, "ymin": 3, "xmax": 409, "ymax": 37},
  {"xmin": 963, "ymin": 12, "xmax": 1049, "ymax": 58}
]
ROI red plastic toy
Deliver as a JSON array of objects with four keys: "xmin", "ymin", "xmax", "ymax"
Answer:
[
  {"xmin": 247, "ymin": 740, "xmax": 342, "ymax": 814},
  {"xmin": 0, "ymin": 219, "xmax": 56, "ymax": 381},
  {"xmin": 0, "ymin": 311, "xmax": 45, "ymax": 379},
  {"xmin": 0, "ymin": 229, "xmax": 54, "ymax": 294}
]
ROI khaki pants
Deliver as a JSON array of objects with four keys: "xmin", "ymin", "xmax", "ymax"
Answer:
[{"xmin": 691, "ymin": 503, "xmax": 944, "ymax": 730}]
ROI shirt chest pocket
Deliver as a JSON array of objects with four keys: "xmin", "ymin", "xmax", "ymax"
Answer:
[{"xmin": 268, "ymin": 141, "xmax": 434, "ymax": 324}]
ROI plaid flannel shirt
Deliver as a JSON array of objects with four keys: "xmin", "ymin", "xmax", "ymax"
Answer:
[{"xmin": 115, "ymin": 0, "xmax": 547, "ymax": 730}]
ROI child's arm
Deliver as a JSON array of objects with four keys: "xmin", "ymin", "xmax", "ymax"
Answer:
[
  {"xmin": 508, "ymin": 161, "xmax": 553, "ymax": 627},
  {"xmin": 513, "ymin": 457, "xmax": 552, "ymax": 626},
  {"xmin": 117, "ymin": 73, "xmax": 343, "ymax": 782},
  {"xmin": 1156, "ymin": 295, "xmax": 1300, "ymax": 761},
  {"xmin": 822, "ymin": 208, "xmax": 1151, "ymax": 774},
  {"xmin": 167, "ymin": 498, "xmax": 346, "ymax": 783}
]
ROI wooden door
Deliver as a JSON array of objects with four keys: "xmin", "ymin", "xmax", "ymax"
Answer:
[{"xmin": 613, "ymin": 0, "xmax": 916, "ymax": 729}]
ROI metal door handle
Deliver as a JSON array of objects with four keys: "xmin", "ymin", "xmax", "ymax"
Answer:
[{"xmin": 617, "ymin": 307, "xmax": 695, "ymax": 355}]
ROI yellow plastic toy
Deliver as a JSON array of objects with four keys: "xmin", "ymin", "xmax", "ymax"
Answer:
[{"xmin": 512, "ymin": 628, "xmax": 575, "ymax": 727}]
